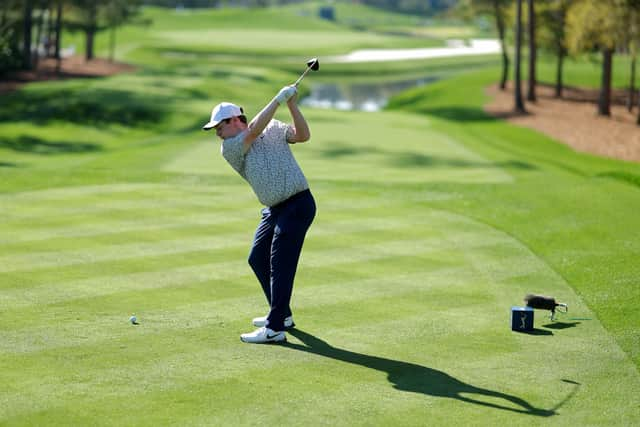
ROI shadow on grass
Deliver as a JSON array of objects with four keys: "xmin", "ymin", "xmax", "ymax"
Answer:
[
  {"xmin": 596, "ymin": 171, "xmax": 640, "ymax": 189},
  {"xmin": 389, "ymin": 154, "xmax": 537, "ymax": 170},
  {"xmin": 0, "ymin": 161, "xmax": 21, "ymax": 167},
  {"xmin": 0, "ymin": 136, "xmax": 101, "ymax": 155},
  {"xmin": 385, "ymin": 105, "xmax": 503, "ymax": 122},
  {"xmin": 542, "ymin": 322, "xmax": 580, "ymax": 330},
  {"xmin": 416, "ymin": 107, "xmax": 501, "ymax": 122},
  {"xmin": 320, "ymin": 145, "xmax": 361, "ymax": 158},
  {"xmin": 319, "ymin": 144, "xmax": 537, "ymax": 171},
  {"xmin": 285, "ymin": 329, "xmax": 556, "ymax": 417},
  {"xmin": 517, "ymin": 328, "xmax": 554, "ymax": 336},
  {"xmin": 0, "ymin": 87, "xmax": 169, "ymax": 127}
]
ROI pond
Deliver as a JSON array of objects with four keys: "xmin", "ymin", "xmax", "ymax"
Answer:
[{"xmin": 300, "ymin": 76, "xmax": 439, "ymax": 112}]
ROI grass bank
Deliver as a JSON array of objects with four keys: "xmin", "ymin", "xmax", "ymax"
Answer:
[{"xmin": 388, "ymin": 69, "xmax": 640, "ymax": 369}]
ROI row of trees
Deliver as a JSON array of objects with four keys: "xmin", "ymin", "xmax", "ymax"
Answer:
[
  {"xmin": 138, "ymin": 0, "xmax": 458, "ymax": 13},
  {"xmin": 140, "ymin": 0, "xmax": 276, "ymax": 6},
  {"xmin": 141, "ymin": 0, "xmax": 222, "ymax": 6},
  {"xmin": 1, "ymin": 0, "xmax": 142, "ymax": 75},
  {"xmin": 0, "ymin": 0, "xmax": 339, "ymax": 75},
  {"xmin": 466, "ymin": 0, "xmax": 640, "ymax": 123},
  {"xmin": 3, "ymin": 0, "xmax": 460, "ymax": 76},
  {"xmin": 357, "ymin": 0, "xmax": 458, "ymax": 16}
]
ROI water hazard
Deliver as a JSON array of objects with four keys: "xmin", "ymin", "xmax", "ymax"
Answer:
[{"xmin": 300, "ymin": 76, "xmax": 439, "ymax": 112}]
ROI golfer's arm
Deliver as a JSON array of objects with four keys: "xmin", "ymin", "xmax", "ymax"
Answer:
[
  {"xmin": 243, "ymin": 99, "xmax": 279, "ymax": 153},
  {"xmin": 286, "ymin": 102, "xmax": 310, "ymax": 143}
]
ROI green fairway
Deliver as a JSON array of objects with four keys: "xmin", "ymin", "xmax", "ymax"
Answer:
[{"xmin": 2, "ymin": 4, "xmax": 640, "ymax": 426}]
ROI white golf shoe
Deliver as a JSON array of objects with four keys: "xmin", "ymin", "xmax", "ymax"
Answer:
[
  {"xmin": 252, "ymin": 315, "xmax": 295, "ymax": 329},
  {"xmin": 240, "ymin": 327, "xmax": 286, "ymax": 344}
]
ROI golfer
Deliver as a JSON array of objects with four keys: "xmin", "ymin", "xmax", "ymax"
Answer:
[{"xmin": 203, "ymin": 85, "xmax": 316, "ymax": 344}]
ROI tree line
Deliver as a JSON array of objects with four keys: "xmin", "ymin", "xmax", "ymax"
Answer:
[
  {"xmin": 1, "ymin": 0, "xmax": 142, "ymax": 75},
  {"xmin": 1, "ymin": 0, "xmax": 456, "ymax": 77},
  {"xmin": 5, "ymin": 0, "xmax": 640, "ymax": 125},
  {"xmin": 0, "ymin": 0, "xmax": 313, "ymax": 75},
  {"xmin": 138, "ymin": 0, "xmax": 458, "ymax": 15},
  {"xmin": 357, "ymin": 0, "xmax": 458, "ymax": 16},
  {"xmin": 462, "ymin": 0, "xmax": 640, "ymax": 124}
]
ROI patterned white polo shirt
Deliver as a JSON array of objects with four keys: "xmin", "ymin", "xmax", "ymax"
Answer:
[{"xmin": 221, "ymin": 119, "xmax": 309, "ymax": 207}]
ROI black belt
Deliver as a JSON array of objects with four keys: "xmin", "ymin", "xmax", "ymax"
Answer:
[{"xmin": 271, "ymin": 189, "xmax": 311, "ymax": 209}]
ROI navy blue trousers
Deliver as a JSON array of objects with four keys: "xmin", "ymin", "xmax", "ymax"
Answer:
[{"xmin": 248, "ymin": 189, "xmax": 316, "ymax": 331}]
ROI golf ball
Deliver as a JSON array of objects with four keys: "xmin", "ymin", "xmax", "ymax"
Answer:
[{"xmin": 129, "ymin": 315, "xmax": 138, "ymax": 324}]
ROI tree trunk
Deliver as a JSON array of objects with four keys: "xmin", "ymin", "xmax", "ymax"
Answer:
[
  {"xmin": 637, "ymin": 88, "xmax": 640, "ymax": 125},
  {"xmin": 598, "ymin": 48, "xmax": 613, "ymax": 116},
  {"xmin": 46, "ymin": 2, "xmax": 55, "ymax": 57},
  {"xmin": 85, "ymin": 29, "xmax": 95, "ymax": 61},
  {"xmin": 22, "ymin": 0, "xmax": 33, "ymax": 70},
  {"xmin": 33, "ymin": 8, "xmax": 45, "ymax": 69},
  {"xmin": 526, "ymin": 0, "xmax": 536, "ymax": 102},
  {"xmin": 555, "ymin": 50, "xmax": 564, "ymax": 98},
  {"xmin": 493, "ymin": 0, "xmax": 509, "ymax": 90},
  {"xmin": 1, "ymin": 2, "xmax": 8, "ymax": 31},
  {"xmin": 514, "ymin": 0, "xmax": 526, "ymax": 113},
  {"xmin": 55, "ymin": 0, "xmax": 62, "ymax": 73},
  {"xmin": 85, "ymin": 2, "xmax": 97, "ymax": 61},
  {"xmin": 628, "ymin": 55, "xmax": 636, "ymax": 112}
]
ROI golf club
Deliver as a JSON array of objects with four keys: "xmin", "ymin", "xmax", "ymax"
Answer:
[{"xmin": 294, "ymin": 57, "xmax": 320, "ymax": 87}]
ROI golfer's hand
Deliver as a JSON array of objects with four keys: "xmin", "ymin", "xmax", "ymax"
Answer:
[
  {"xmin": 287, "ymin": 90, "xmax": 298, "ymax": 105},
  {"xmin": 275, "ymin": 85, "xmax": 297, "ymax": 104}
]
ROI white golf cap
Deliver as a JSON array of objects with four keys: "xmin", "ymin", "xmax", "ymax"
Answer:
[{"xmin": 202, "ymin": 102, "xmax": 244, "ymax": 130}]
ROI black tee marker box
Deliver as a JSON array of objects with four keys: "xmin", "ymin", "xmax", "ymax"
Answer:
[{"xmin": 511, "ymin": 306, "xmax": 534, "ymax": 332}]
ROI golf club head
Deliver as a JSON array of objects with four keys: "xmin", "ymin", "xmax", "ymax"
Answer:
[
  {"xmin": 306, "ymin": 58, "xmax": 320, "ymax": 71},
  {"xmin": 294, "ymin": 58, "xmax": 320, "ymax": 87}
]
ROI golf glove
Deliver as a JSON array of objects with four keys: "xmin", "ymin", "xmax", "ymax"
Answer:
[{"xmin": 275, "ymin": 85, "xmax": 296, "ymax": 104}]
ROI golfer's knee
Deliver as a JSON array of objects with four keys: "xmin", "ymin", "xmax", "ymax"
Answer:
[{"xmin": 247, "ymin": 250, "xmax": 264, "ymax": 271}]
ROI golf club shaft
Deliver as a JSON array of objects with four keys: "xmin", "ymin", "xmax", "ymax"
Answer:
[{"xmin": 294, "ymin": 67, "xmax": 312, "ymax": 87}]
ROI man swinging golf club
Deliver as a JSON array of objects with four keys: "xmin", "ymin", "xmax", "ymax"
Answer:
[{"xmin": 203, "ymin": 64, "xmax": 317, "ymax": 344}]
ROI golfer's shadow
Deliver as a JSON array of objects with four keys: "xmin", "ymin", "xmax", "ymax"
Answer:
[{"xmin": 284, "ymin": 329, "xmax": 555, "ymax": 417}]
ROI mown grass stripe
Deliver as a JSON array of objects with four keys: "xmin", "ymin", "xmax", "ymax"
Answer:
[
  {"xmin": 0, "ymin": 201, "xmax": 244, "ymax": 229},
  {"xmin": 0, "ymin": 205, "xmax": 421, "ymax": 250},
  {"xmin": 2, "ymin": 196, "xmax": 231, "ymax": 219},
  {"xmin": 0, "ymin": 184, "xmax": 233, "ymax": 204},
  {"xmin": 0, "ymin": 192, "xmax": 393, "ymax": 244},
  {"xmin": 0, "ymin": 222, "xmax": 553, "ymax": 345},
  {"xmin": 0, "ymin": 266, "xmax": 503, "ymax": 354},
  {"xmin": 2, "ymin": 248, "xmax": 539, "ymax": 337},
  {"xmin": 0, "ymin": 224, "xmax": 519, "ymax": 275},
  {"xmin": 0, "ymin": 207, "xmax": 480, "ymax": 272},
  {"xmin": 0, "ymin": 249, "xmax": 450, "ymax": 313},
  {"xmin": 0, "ymin": 232, "xmax": 486, "ymax": 310},
  {"xmin": 0, "ymin": 233, "xmax": 250, "ymax": 273},
  {"xmin": 1, "ymin": 259, "xmax": 247, "ymax": 311},
  {"xmin": 0, "ymin": 183, "xmax": 176, "ymax": 201},
  {"xmin": 1, "ymin": 210, "xmax": 551, "ymax": 308},
  {"xmin": 0, "ymin": 218, "xmax": 251, "ymax": 254}
]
